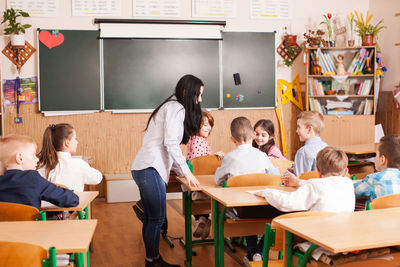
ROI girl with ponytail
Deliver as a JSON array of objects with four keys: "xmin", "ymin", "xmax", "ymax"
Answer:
[{"xmin": 37, "ymin": 123, "xmax": 102, "ymax": 192}]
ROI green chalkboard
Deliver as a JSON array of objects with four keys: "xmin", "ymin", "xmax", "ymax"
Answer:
[
  {"xmin": 103, "ymin": 39, "xmax": 220, "ymax": 110},
  {"xmin": 38, "ymin": 30, "xmax": 100, "ymax": 111},
  {"xmin": 222, "ymin": 32, "xmax": 276, "ymax": 108}
]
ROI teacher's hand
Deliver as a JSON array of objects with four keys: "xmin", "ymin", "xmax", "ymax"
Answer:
[{"xmin": 185, "ymin": 172, "xmax": 200, "ymax": 187}]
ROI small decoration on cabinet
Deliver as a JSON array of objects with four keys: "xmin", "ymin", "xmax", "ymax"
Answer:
[
  {"xmin": 333, "ymin": 17, "xmax": 346, "ymax": 46},
  {"xmin": 320, "ymin": 13, "xmax": 335, "ymax": 47},
  {"xmin": 1, "ymin": 8, "xmax": 31, "ymax": 48},
  {"xmin": 301, "ymin": 29, "xmax": 328, "ymax": 48},
  {"xmin": 336, "ymin": 54, "xmax": 346, "ymax": 75},
  {"xmin": 354, "ymin": 10, "xmax": 386, "ymax": 48},
  {"xmin": 348, "ymin": 13, "xmax": 355, "ymax": 46},
  {"xmin": 311, "ymin": 56, "xmax": 322, "ymax": 75},
  {"xmin": 375, "ymin": 52, "xmax": 387, "ymax": 78}
]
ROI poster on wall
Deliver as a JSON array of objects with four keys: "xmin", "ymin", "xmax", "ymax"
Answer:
[
  {"xmin": 72, "ymin": 0, "xmax": 122, "ymax": 17},
  {"xmin": 7, "ymin": 0, "xmax": 59, "ymax": 17},
  {"xmin": 134, "ymin": 0, "xmax": 180, "ymax": 17},
  {"xmin": 250, "ymin": 0, "xmax": 292, "ymax": 20},
  {"xmin": 192, "ymin": 0, "xmax": 237, "ymax": 18},
  {"xmin": 2, "ymin": 77, "xmax": 38, "ymax": 105}
]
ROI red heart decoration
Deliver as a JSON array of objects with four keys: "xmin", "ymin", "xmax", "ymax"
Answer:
[{"xmin": 39, "ymin": 30, "xmax": 64, "ymax": 49}]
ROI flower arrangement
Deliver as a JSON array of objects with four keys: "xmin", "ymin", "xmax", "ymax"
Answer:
[
  {"xmin": 353, "ymin": 10, "xmax": 386, "ymax": 46},
  {"xmin": 348, "ymin": 13, "xmax": 355, "ymax": 40},
  {"xmin": 320, "ymin": 13, "xmax": 333, "ymax": 42}
]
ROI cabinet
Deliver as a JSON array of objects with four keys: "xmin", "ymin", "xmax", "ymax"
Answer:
[{"xmin": 306, "ymin": 46, "xmax": 376, "ymax": 146}]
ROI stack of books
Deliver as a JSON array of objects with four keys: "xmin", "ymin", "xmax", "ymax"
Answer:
[
  {"xmin": 346, "ymin": 49, "xmax": 374, "ymax": 74},
  {"xmin": 325, "ymin": 100, "xmax": 354, "ymax": 115},
  {"xmin": 356, "ymin": 80, "xmax": 373, "ymax": 95},
  {"xmin": 356, "ymin": 99, "xmax": 374, "ymax": 115}
]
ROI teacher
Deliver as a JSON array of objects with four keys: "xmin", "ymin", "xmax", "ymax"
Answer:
[{"xmin": 132, "ymin": 74, "xmax": 203, "ymax": 267}]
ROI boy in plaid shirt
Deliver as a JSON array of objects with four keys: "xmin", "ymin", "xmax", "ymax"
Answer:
[{"xmin": 354, "ymin": 135, "xmax": 400, "ymax": 201}]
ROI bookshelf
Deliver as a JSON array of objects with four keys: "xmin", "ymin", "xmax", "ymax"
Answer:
[{"xmin": 305, "ymin": 46, "xmax": 376, "ymax": 147}]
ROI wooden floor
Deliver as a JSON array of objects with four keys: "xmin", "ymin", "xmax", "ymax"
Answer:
[{"xmin": 90, "ymin": 198, "xmax": 247, "ymax": 267}]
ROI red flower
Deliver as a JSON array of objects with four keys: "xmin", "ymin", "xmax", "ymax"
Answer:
[{"xmin": 327, "ymin": 13, "xmax": 332, "ymax": 19}]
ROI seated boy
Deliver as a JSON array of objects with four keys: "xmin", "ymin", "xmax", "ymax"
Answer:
[
  {"xmin": 0, "ymin": 134, "xmax": 79, "ymax": 211},
  {"xmin": 214, "ymin": 116, "xmax": 280, "ymax": 185},
  {"xmin": 293, "ymin": 111, "xmax": 328, "ymax": 176},
  {"xmin": 214, "ymin": 117, "xmax": 280, "ymax": 265},
  {"xmin": 247, "ymin": 147, "xmax": 355, "ymax": 265},
  {"xmin": 354, "ymin": 135, "xmax": 400, "ymax": 202}
]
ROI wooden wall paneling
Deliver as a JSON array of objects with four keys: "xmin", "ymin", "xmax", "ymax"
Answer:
[{"xmin": 4, "ymin": 102, "xmax": 302, "ymax": 196}]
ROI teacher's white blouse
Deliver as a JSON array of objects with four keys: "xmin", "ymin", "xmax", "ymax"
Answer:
[{"xmin": 132, "ymin": 97, "xmax": 190, "ymax": 184}]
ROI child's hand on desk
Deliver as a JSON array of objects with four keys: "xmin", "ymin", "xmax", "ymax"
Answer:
[
  {"xmin": 281, "ymin": 171, "xmax": 300, "ymax": 187},
  {"xmin": 215, "ymin": 151, "xmax": 224, "ymax": 160},
  {"xmin": 185, "ymin": 172, "xmax": 201, "ymax": 187}
]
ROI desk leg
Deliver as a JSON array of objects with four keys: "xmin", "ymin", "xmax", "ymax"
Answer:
[
  {"xmin": 184, "ymin": 191, "xmax": 193, "ymax": 267},
  {"xmin": 284, "ymin": 231, "xmax": 293, "ymax": 267},
  {"xmin": 213, "ymin": 199, "xmax": 219, "ymax": 267},
  {"xmin": 218, "ymin": 205, "xmax": 226, "ymax": 267}
]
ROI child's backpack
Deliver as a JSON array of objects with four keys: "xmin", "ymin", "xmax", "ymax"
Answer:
[{"xmin": 132, "ymin": 200, "xmax": 168, "ymax": 232}]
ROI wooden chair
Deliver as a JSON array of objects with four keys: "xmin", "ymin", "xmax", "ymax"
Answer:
[
  {"xmin": 0, "ymin": 202, "xmax": 40, "ymax": 221},
  {"xmin": 0, "ymin": 241, "xmax": 56, "ymax": 267},
  {"xmin": 269, "ymin": 159, "xmax": 294, "ymax": 175},
  {"xmin": 248, "ymin": 211, "xmax": 334, "ymax": 267},
  {"xmin": 190, "ymin": 154, "xmax": 221, "ymax": 175},
  {"xmin": 227, "ymin": 173, "xmax": 282, "ymax": 187},
  {"xmin": 371, "ymin": 193, "xmax": 400, "ymax": 209}
]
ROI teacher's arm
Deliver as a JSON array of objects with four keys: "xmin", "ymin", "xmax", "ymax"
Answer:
[{"xmin": 164, "ymin": 105, "xmax": 200, "ymax": 187}]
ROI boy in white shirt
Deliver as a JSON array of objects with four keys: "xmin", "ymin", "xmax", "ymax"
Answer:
[
  {"xmin": 254, "ymin": 146, "xmax": 355, "ymax": 212},
  {"xmin": 246, "ymin": 146, "xmax": 355, "ymax": 265},
  {"xmin": 214, "ymin": 116, "xmax": 280, "ymax": 186}
]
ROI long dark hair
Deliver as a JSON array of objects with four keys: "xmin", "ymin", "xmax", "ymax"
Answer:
[
  {"xmin": 37, "ymin": 123, "xmax": 74, "ymax": 178},
  {"xmin": 146, "ymin": 74, "xmax": 203, "ymax": 144},
  {"xmin": 252, "ymin": 119, "xmax": 275, "ymax": 155}
]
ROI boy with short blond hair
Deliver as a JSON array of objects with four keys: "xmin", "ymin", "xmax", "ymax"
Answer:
[
  {"xmin": 214, "ymin": 116, "xmax": 280, "ymax": 185},
  {"xmin": 354, "ymin": 135, "xmax": 400, "ymax": 201},
  {"xmin": 253, "ymin": 146, "xmax": 355, "ymax": 212},
  {"xmin": 0, "ymin": 134, "xmax": 79, "ymax": 211},
  {"xmin": 293, "ymin": 111, "xmax": 328, "ymax": 175}
]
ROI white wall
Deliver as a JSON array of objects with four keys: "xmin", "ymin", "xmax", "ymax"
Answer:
[
  {"xmin": 370, "ymin": 0, "xmax": 400, "ymax": 91},
  {"xmin": 1, "ymin": 0, "xmax": 370, "ymax": 88}
]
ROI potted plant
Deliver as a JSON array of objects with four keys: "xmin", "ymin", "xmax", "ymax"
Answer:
[
  {"xmin": 320, "ymin": 13, "xmax": 335, "ymax": 47},
  {"xmin": 1, "ymin": 8, "xmax": 31, "ymax": 47},
  {"xmin": 354, "ymin": 10, "xmax": 386, "ymax": 46}
]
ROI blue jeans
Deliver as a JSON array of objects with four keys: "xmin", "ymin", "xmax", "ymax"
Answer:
[{"xmin": 132, "ymin": 168, "xmax": 166, "ymax": 259}]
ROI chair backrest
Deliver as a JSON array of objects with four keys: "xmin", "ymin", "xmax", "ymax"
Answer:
[
  {"xmin": 270, "ymin": 159, "xmax": 294, "ymax": 175},
  {"xmin": 371, "ymin": 193, "xmax": 400, "ymax": 209},
  {"xmin": 226, "ymin": 173, "xmax": 282, "ymax": 187},
  {"xmin": 0, "ymin": 241, "xmax": 52, "ymax": 267},
  {"xmin": 271, "ymin": 211, "xmax": 334, "ymax": 251},
  {"xmin": 0, "ymin": 202, "xmax": 40, "ymax": 221},
  {"xmin": 298, "ymin": 171, "xmax": 319, "ymax": 180},
  {"xmin": 190, "ymin": 155, "xmax": 221, "ymax": 175}
]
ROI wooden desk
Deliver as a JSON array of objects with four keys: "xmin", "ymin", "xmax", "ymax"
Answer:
[
  {"xmin": 176, "ymin": 174, "xmax": 218, "ymax": 267},
  {"xmin": 340, "ymin": 143, "xmax": 376, "ymax": 155},
  {"xmin": 273, "ymin": 208, "xmax": 400, "ymax": 266},
  {"xmin": 0, "ymin": 219, "xmax": 97, "ymax": 266},
  {"xmin": 41, "ymin": 191, "xmax": 99, "ymax": 220},
  {"xmin": 202, "ymin": 186, "xmax": 295, "ymax": 267}
]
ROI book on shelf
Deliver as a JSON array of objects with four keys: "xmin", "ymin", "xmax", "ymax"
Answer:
[
  {"xmin": 356, "ymin": 100, "xmax": 366, "ymax": 115},
  {"xmin": 357, "ymin": 79, "xmax": 373, "ymax": 95},
  {"xmin": 323, "ymin": 50, "xmax": 337, "ymax": 73},
  {"xmin": 325, "ymin": 99, "xmax": 353, "ymax": 110},
  {"xmin": 316, "ymin": 49, "xmax": 330, "ymax": 73},
  {"xmin": 346, "ymin": 50, "xmax": 360, "ymax": 73},
  {"xmin": 363, "ymin": 99, "xmax": 374, "ymax": 115},
  {"xmin": 309, "ymin": 98, "xmax": 325, "ymax": 114},
  {"xmin": 308, "ymin": 78, "xmax": 325, "ymax": 96}
]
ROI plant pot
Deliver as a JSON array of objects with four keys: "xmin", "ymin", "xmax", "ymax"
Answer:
[
  {"xmin": 347, "ymin": 40, "xmax": 355, "ymax": 47},
  {"xmin": 284, "ymin": 35, "xmax": 297, "ymax": 46},
  {"xmin": 329, "ymin": 40, "xmax": 336, "ymax": 47},
  {"xmin": 10, "ymin": 34, "xmax": 25, "ymax": 48},
  {"xmin": 362, "ymin": 34, "xmax": 375, "ymax": 46}
]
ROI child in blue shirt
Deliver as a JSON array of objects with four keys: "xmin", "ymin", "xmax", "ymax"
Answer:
[
  {"xmin": 0, "ymin": 134, "xmax": 79, "ymax": 211},
  {"xmin": 292, "ymin": 111, "xmax": 328, "ymax": 176},
  {"xmin": 354, "ymin": 135, "xmax": 400, "ymax": 201}
]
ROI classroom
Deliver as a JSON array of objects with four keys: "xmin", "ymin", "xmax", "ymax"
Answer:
[{"xmin": 0, "ymin": 0, "xmax": 400, "ymax": 266}]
